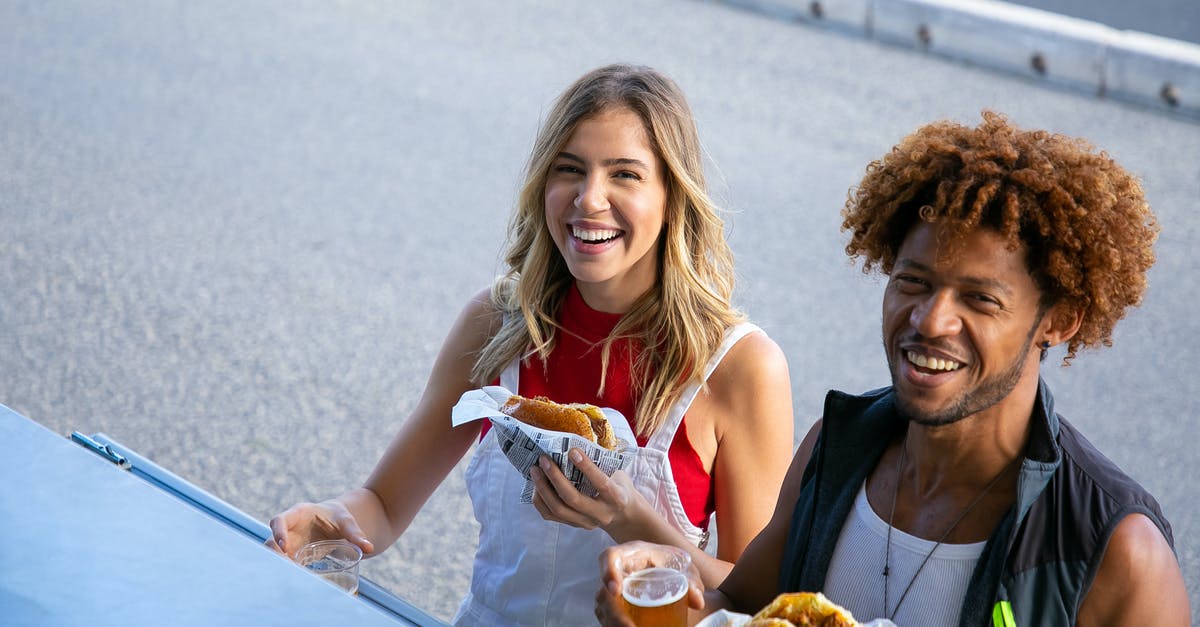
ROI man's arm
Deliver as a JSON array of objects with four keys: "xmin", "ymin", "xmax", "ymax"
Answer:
[{"xmin": 1076, "ymin": 512, "xmax": 1190, "ymax": 626}]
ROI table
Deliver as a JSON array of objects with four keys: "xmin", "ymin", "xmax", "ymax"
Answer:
[{"xmin": 0, "ymin": 403, "xmax": 444, "ymax": 627}]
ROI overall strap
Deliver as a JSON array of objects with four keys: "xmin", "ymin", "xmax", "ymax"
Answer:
[
  {"xmin": 499, "ymin": 358, "xmax": 521, "ymax": 392},
  {"xmin": 644, "ymin": 322, "xmax": 763, "ymax": 451}
]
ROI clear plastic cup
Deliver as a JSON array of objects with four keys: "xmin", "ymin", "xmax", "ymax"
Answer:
[
  {"xmin": 618, "ymin": 545, "xmax": 691, "ymax": 627},
  {"xmin": 294, "ymin": 539, "xmax": 362, "ymax": 595}
]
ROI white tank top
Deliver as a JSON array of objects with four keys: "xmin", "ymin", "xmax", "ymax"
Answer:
[
  {"xmin": 453, "ymin": 323, "xmax": 762, "ymax": 627},
  {"xmin": 823, "ymin": 483, "xmax": 985, "ymax": 627}
]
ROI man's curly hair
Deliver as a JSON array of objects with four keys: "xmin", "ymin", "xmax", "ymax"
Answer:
[{"xmin": 842, "ymin": 111, "xmax": 1158, "ymax": 363}]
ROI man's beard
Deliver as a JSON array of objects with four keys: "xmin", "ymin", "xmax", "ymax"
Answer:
[{"xmin": 890, "ymin": 319, "xmax": 1042, "ymax": 427}]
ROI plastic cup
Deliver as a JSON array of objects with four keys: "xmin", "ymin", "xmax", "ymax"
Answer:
[
  {"xmin": 294, "ymin": 539, "xmax": 362, "ymax": 595},
  {"xmin": 618, "ymin": 545, "xmax": 691, "ymax": 627}
]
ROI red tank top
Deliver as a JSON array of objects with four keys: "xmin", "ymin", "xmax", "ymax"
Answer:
[{"xmin": 484, "ymin": 283, "xmax": 715, "ymax": 528}]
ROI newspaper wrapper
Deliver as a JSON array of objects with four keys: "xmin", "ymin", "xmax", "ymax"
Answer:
[
  {"xmin": 451, "ymin": 386, "xmax": 637, "ymax": 503},
  {"xmin": 694, "ymin": 610, "xmax": 896, "ymax": 627}
]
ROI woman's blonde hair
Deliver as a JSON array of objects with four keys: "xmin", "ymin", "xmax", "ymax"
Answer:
[{"xmin": 471, "ymin": 63, "xmax": 744, "ymax": 437}]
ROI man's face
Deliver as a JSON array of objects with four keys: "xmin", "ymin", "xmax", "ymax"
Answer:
[{"xmin": 882, "ymin": 221, "xmax": 1047, "ymax": 426}]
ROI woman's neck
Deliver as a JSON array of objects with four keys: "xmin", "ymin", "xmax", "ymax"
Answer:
[{"xmin": 574, "ymin": 280, "xmax": 651, "ymax": 314}]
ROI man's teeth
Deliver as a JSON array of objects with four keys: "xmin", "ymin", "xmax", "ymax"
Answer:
[
  {"xmin": 572, "ymin": 226, "xmax": 620, "ymax": 243},
  {"xmin": 906, "ymin": 350, "xmax": 961, "ymax": 372}
]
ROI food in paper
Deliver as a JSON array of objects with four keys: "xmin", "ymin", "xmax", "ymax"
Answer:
[
  {"xmin": 748, "ymin": 592, "xmax": 858, "ymax": 626},
  {"xmin": 694, "ymin": 609, "xmax": 752, "ymax": 627},
  {"xmin": 695, "ymin": 593, "xmax": 896, "ymax": 627},
  {"xmin": 500, "ymin": 394, "xmax": 617, "ymax": 449},
  {"xmin": 451, "ymin": 386, "xmax": 635, "ymax": 503}
]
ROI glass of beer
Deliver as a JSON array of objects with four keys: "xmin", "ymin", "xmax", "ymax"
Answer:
[
  {"xmin": 294, "ymin": 539, "xmax": 362, "ymax": 595},
  {"xmin": 618, "ymin": 544, "xmax": 691, "ymax": 627}
]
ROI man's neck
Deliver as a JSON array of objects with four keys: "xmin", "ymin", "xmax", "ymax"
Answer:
[{"xmin": 904, "ymin": 369, "xmax": 1041, "ymax": 495}]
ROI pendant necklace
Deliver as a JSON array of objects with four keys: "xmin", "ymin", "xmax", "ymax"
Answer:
[{"xmin": 882, "ymin": 434, "xmax": 1016, "ymax": 620}]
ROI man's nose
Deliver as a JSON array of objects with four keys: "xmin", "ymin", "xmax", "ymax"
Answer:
[{"xmin": 910, "ymin": 290, "xmax": 963, "ymax": 338}]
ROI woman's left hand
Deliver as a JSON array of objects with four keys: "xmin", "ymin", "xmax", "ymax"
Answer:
[{"xmin": 529, "ymin": 448, "xmax": 646, "ymax": 539}]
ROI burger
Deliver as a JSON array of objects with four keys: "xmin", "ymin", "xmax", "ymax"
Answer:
[
  {"xmin": 746, "ymin": 592, "xmax": 859, "ymax": 627},
  {"xmin": 499, "ymin": 394, "xmax": 618, "ymax": 450}
]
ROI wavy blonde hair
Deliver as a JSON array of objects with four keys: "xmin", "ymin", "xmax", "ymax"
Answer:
[{"xmin": 471, "ymin": 64, "xmax": 744, "ymax": 437}]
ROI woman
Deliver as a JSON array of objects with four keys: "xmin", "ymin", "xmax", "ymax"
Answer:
[{"xmin": 268, "ymin": 63, "xmax": 794, "ymax": 626}]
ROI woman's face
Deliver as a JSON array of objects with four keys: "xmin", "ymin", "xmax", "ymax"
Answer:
[{"xmin": 544, "ymin": 107, "xmax": 668, "ymax": 313}]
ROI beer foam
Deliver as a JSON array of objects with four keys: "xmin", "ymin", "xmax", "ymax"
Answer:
[{"xmin": 621, "ymin": 567, "xmax": 688, "ymax": 607}]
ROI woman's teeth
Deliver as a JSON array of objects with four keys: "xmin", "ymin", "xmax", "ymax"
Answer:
[
  {"xmin": 906, "ymin": 350, "xmax": 961, "ymax": 372},
  {"xmin": 572, "ymin": 226, "xmax": 620, "ymax": 243}
]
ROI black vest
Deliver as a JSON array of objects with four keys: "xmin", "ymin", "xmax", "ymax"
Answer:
[{"xmin": 778, "ymin": 380, "xmax": 1174, "ymax": 626}]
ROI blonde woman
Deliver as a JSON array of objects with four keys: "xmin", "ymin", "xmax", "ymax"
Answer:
[{"xmin": 268, "ymin": 64, "xmax": 794, "ymax": 626}]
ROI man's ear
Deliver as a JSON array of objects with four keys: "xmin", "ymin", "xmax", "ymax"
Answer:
[{"xmin": 1041, "ymin": 301, "xmax": 1083, "ymax": 348}]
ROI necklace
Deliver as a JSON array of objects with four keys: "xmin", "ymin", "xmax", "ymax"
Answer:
[{"xmin": 882, "ymin": 435, "xmax": 1015, "ymax": 620}]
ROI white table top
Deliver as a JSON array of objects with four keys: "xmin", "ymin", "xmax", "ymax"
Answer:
[{"xmin": 0, "ymin": 404, "xmax": 419, "ymax": 627}]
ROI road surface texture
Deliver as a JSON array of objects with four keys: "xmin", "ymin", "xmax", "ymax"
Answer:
[{"xmin": 2, "ymin": 0, "xmax": 1197, "ymax": 622}]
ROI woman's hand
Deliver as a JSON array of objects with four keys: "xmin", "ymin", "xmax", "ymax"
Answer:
[
  {"xmin": 594, "ymin": 541, "xmax": 707, "ymax": 627},
  {"xmin": 266, "ymin": 500, "xmax": 375, "ymax": 558},
  {"xmin": 529, "ymin": 448, "xmax": 647, "ymax": 540},
  {"xmin": 594, "ymin": 542, "xmax": 638, "ymax": 627}
]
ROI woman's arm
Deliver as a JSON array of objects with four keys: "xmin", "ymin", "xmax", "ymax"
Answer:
[
  {"xmin": 530, "ymin": 331, "xmax": 795, "ymax": 588},
  {"xmin": 713, "ymin": 419, "xmax": 821, "ymax": 614},
  {"xmin": 705, "ymin": 332, "xmax": 794, "ymax": 563},
  {"xmin": 269, "ymin": 288, "xmax": 499, "ymax": 557},
  {"xmin": 593, "ymin": 421, "xmax": 824, "ymax": 626}
]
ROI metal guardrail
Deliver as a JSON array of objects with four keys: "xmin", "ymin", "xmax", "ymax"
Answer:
[{"xmin": 71, "ymin": 431, "xmax": 448, "ymax": 627}]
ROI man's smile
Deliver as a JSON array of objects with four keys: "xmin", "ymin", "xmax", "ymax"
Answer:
[{"xmin": 905, "ymin": 350, "xmax": 962, "ymax": 372}]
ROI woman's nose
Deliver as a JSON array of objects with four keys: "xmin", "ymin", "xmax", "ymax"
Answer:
[{"xmin": 574, "ymin": 176, "xmax": 609, "ymax": 213}]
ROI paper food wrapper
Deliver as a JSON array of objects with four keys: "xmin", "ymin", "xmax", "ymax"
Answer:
[
  {"xmin": 451, "ymin": 386, "xmax": 637, "ymax": 503},
  {"xmin": 694, "ymin": 609, "xmax": 896, "ymax": 627}
]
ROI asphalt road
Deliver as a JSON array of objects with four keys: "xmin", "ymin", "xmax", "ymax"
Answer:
[
  {"xmin": 1007, "ymin": 0, "xmax": 1200, "ymax": 44},
  {"xmin": 2, "ymin": 1, "xmax": 1198, "ymax": 622}
]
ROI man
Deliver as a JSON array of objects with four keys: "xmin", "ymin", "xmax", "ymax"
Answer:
[{"xmin": 595, "ymin": 112, "xmax": 1190, "ymax": 626}]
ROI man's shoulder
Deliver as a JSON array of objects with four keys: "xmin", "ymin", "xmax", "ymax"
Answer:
[
  {"xmin": 823, "ymin": 385, "xmax": 893, "ymax": 409},
  {"xmin": 1053, "ymin": 416, "xmax": 1168, "ymax": 524},
  {"xmin": 819, "ymin": 386, "xmax": 900, "ymax": 448},
  {"xmin": 822, "ymin": 386, "xmax": 895, "ymax": 422}
]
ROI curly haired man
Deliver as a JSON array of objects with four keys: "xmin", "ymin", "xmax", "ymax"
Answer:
[{"xmin": 597, "ymin": 112, "xmax": 1189, "ymax": 626}]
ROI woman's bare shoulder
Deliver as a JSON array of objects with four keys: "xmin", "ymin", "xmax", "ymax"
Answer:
[
  {"xmin": 460, "ymin": 286, "xmax": 504, "ymax": 333},
  {"xmin": 707, "ymin": 328, "xmax": 790, "ymax": 403},
  {"xmin": 727, "ymin": 328, "xmax": 787, "ymax": 371}
]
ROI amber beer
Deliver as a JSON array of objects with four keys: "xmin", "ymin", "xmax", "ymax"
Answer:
[{"xmin": 622, "ymin": 566, "xmax": 688, "ymax": 627}]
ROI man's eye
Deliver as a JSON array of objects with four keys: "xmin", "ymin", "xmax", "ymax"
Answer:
[
  {"xmin": 894, "ymin": 275, "xmax": 927, "ymax": 289},
  {"xmin": 970, "ymin": 294, "xmax": 1002, "ymax": 309}
]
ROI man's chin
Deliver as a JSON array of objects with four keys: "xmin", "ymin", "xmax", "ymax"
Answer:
[{"xmin": 895, "ymin": 393, "xmax": 969, "ymax": 427}]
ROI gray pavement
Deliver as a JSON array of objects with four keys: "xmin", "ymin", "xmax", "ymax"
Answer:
[
  {"xmin": 2, "ymin": 0, "xmax": 1198, "ymax": 622},
  {"xmin": 1007, "ymin": 0, "xmax": 1200, "ymax": 44}
]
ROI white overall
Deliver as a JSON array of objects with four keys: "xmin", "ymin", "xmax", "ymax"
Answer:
[{"xmin": 453, "ymin": 323, "xmax": 762, "ymax": 627}]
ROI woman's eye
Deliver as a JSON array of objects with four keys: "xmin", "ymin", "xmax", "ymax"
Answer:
[
  {"xmin": 615, "ymin": 170, "xmax": 642, "ymax": 181},
  {"xmin": 553, "ymin": 164, "xmax": 583, "ymax": 175}
]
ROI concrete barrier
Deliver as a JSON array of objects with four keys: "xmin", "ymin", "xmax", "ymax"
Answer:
[{"xmin": 714, "ymin": 0, "xmax": 1200, "ymax": 119}]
